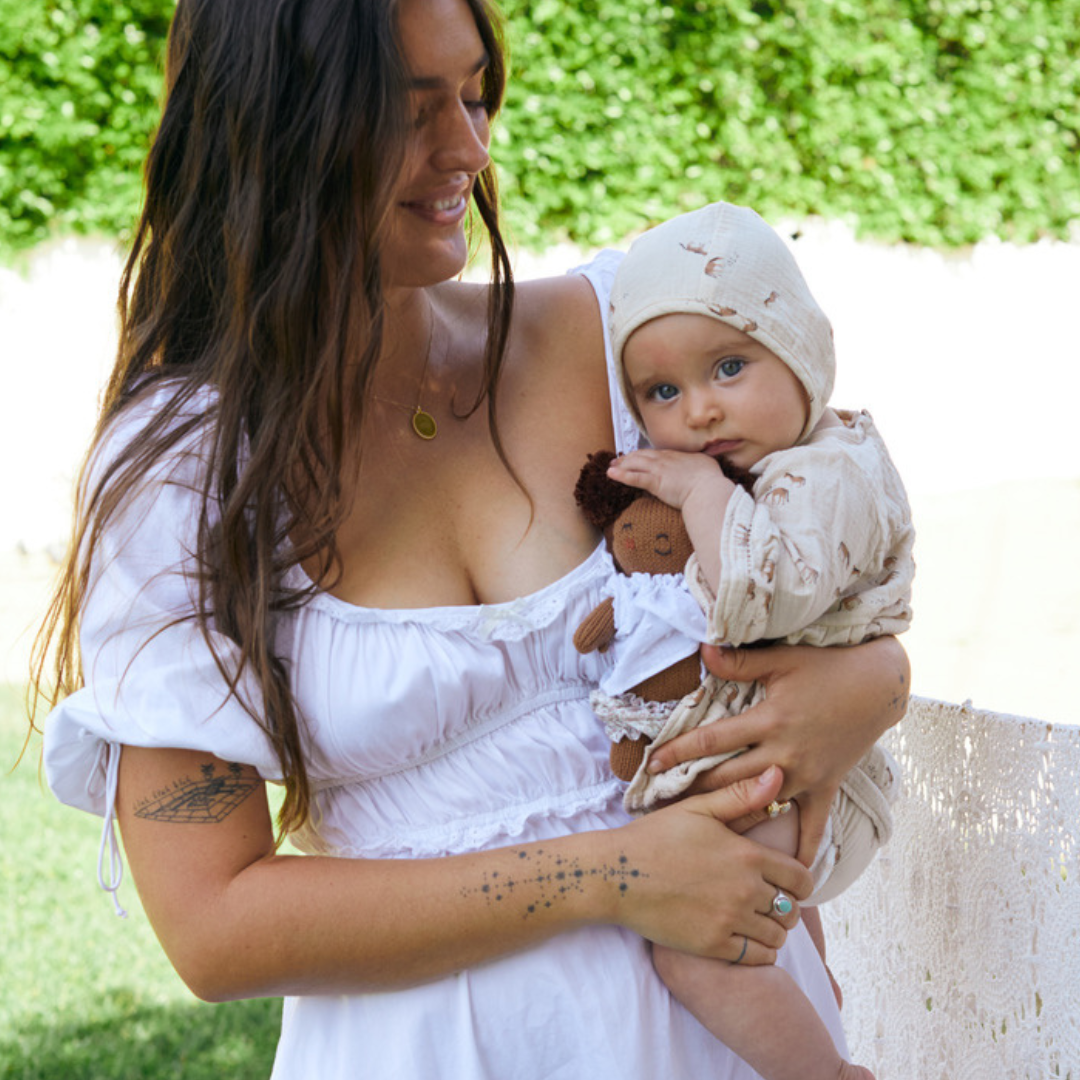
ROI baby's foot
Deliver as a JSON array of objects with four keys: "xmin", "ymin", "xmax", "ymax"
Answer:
[{"xmin": 837, "ymin": 1063, "xmax": 875, "ymax": 1080}]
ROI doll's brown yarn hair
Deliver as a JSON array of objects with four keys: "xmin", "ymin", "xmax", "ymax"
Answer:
[
  {"xmin": 574, "ymin": 449, "xmax": 755, "ymax": 536},
  {"xmin": 573, "ymin": 451, "xmax": 641, "ymax": 532}
]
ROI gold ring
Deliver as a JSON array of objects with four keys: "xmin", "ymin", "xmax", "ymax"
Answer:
[{"xmin": 766, "ymin": 800, "xmax": 792, "ymax": 818}]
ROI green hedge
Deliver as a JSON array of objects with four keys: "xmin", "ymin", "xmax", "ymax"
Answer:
[
  {"xmin": 497, "ymin": 0, "xmax": 1080, "ymax": 247},
  {"xmin": 0, "ymin": 0, "xmax": 171, "ymax": 256},
  {"xmin": 2, "ymin": 0, "xmax": 1078, "ymax": 257}
]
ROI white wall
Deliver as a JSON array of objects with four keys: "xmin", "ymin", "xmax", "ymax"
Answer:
[{"xmin": 3, "ymin": 228, "xmax": 1079, "ymax": 721}]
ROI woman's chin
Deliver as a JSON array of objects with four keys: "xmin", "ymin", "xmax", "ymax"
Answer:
[{"xmin": 384, "ymin": 242, "xmax": 471, "ymax": 289}]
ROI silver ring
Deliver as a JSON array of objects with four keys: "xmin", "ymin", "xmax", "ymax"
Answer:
[
  {"xmin": 732, "ymin": 935, "xmax": 748, "ymax": 965},
  {"xmin": 771, "ymin": 891, "xmax": 794, "ymax": 917},
  {"xmin": 766, "ymin": 800, "xmax": 792, "ymax": 818}
]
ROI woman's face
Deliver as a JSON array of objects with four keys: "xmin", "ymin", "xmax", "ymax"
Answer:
[{"xmin": 384, "ymin": 0, "xmax": 492, "ymax": 290}]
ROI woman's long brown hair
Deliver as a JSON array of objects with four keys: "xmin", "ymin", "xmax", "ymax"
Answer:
[{"xmin": 30, "ymin": 0, "xmax": 514, "ymax": 838}]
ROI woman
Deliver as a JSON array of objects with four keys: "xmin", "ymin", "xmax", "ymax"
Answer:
[{"xmin": 36, "ymin": 0, "xmax": 909, "ymax": 1075}]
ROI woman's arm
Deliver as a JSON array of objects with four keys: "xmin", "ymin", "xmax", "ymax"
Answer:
[
  {"xmin": 117, "ymin": 748, "xmax": 811, "ymax": 1001},
  {"xmin": 644, "ymin": 636, "xmax": 910, "ymax": 865}
]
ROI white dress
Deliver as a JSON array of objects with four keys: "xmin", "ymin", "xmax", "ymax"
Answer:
[{"xmin": 43, "ymin": 252, "xmax": 847, "ymax": 1079}]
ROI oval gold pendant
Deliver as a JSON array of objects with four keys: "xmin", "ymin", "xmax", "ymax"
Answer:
[{"xmin": 412, "ymin": 408, "xmax": 437, "ymax": 440}]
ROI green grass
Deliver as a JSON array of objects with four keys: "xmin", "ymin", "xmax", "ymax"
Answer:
[{"xmin": 0, "ymin": 684, "xmax": 281, "ymax": 1079}]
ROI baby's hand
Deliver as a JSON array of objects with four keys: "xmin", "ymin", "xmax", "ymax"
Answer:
[{"xmin": 608, "ymin": 450, "xmax": 728, "ymax": 512}]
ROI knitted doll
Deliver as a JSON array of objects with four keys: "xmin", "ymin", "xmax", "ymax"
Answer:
[
  {"xmin": 572, "ymin": 450, "xmax": 716, "ymax": 780},
  {"xmin": 573, "ymin": 444, "xmax": 898, "ymax": 905}
]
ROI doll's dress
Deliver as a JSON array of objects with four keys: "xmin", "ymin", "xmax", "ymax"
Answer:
[
  {"xmin": 588, "ymin": 567, "xmax": 708, "ymax": 744},
  {"xmin": 42, "ymin": 251, "xmax": 847, "ymax": 1079}
]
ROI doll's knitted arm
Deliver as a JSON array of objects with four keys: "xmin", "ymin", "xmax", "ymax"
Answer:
[{"xmin": 573, "ymin": 597, "xmax": 616, "ymax": 654}]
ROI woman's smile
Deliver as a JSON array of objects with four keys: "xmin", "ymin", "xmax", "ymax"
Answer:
[{"xmin": 400, "ymin": 182, "xmax": 472, "ymax": 224}]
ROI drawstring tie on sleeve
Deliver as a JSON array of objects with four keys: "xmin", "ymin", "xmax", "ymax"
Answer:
[{"xmin": 96, "ymin": 741, "xmax": 128, "ymax": 918}]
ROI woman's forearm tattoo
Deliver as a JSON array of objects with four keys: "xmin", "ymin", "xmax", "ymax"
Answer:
[
  {"xmin": 460, "ymin": 849, "xmax": 646, "ymax": 918},
  {"xmin": 133, "ymin": 762, "xmax": 259, "ymax": 823}
]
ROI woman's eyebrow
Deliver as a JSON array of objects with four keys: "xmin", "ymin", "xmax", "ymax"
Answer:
[{"xmin": 408, "ymin": 52, "xmax": 489, "ymax": 91}]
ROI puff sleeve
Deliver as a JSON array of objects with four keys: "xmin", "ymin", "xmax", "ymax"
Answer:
[{"xmin": 43, "ymin": 385, "xmax": 282, "ymax": 832}]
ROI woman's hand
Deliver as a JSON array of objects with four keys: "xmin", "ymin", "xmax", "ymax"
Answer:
[
  {"xmin": 609, "ymin": 766, "xmax": 811, "ymax": 967},
  {"xmin": 644, "ymin": 637, "xmax": 910, "ymax": 864}
]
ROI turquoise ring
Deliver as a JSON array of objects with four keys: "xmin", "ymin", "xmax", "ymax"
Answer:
[{"xmin": 771, "ymin": 891, "xmax": 794, "ymax": 917}]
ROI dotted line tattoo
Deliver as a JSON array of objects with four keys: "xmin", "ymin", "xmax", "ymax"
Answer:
[
  {"xmin": 133, "ymin": 762, "xmax": 259, "ymax": 824},
  {"xmin": 460, "ymin": 850, "xmax": 647, "ymax": 918}
]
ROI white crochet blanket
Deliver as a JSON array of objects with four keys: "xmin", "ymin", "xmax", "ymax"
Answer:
[{"xmin": 823, "ymin": 697, "xmax": 1080, "ymax": 1078}]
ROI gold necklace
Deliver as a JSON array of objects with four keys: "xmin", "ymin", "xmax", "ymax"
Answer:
[{"xmin": 377, "ymin": 298, "xmax": 438, "ymax": 440}]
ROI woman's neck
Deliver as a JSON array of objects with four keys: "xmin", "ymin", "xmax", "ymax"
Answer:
[{"xmin": 380, "ymin": 285, "xmax": 434, "ymax": 364}]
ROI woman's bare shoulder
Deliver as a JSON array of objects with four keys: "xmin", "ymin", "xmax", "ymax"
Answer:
[
  {"xmin": 514, "ymin": 270, "xmax": 598, "ymax": 315},
  {"xmin": 440, "ymin": 271, "xmax": 606, "ymax": 404},
  {"xmin": 508, "ymin": 274, "xmax": 613, "ymax": 455},
  {"xmin": 513, "ymin": 272, "xmax": 604, "ymax": 370}
]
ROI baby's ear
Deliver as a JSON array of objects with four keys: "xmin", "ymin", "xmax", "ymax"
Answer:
[{"xmin": 574, "ymin": 451, "xmax": 638, "ymax": 529}]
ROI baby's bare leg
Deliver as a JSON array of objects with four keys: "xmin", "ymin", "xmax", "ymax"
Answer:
[
  {"xmin": 652, "ymin": 946, "xmax": 871, "ymax": 1080},
  {"xmin": 652, "ymin": 807, "xmax": 873, "ymax": 1080},
  {"xmin": 748, "ymin": 812, "xmax": 845, "ymax": 1005}
]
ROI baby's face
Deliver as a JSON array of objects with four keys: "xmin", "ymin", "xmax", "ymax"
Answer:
[{"xmin": 623, "ymin": 312, "xmax": 809, "ymax": 472}]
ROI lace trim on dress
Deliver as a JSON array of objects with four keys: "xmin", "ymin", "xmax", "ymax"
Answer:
[
  {"xmin": 590, "ymin": 690, "xmax": 673, "ymax": 743},
  {"xmin": 317, "ymin": 779, "xmax": 625, "ymax": 860},
  {"xmin": 287, "ymin": 544, "xmax": 613, "ymax": 640}
]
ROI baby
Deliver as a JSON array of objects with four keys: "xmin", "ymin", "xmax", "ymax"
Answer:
[{"xmin": 600, "ymin": 202, "xmax": 916, "ymax": 1080}]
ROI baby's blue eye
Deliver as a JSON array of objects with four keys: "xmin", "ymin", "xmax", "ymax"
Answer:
[
  {"xmin": 648, "ymin": 383, "xmax": 680, "ymax": 402},
  {"xmin": 715, "ymin": 358, "xmax": 746, "ymax": 380}
]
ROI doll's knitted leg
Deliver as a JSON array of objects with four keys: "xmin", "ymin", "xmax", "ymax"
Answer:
[{"xmin": 609, "ymin": 736, "xmax": 649, "ymax": 781}]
